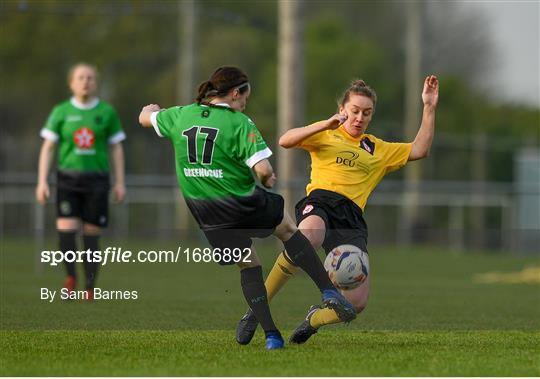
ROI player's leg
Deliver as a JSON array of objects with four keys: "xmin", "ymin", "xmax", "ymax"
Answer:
[
  {"xmin": 57, "ymin": 217, "xmax": 80, "ymax": 293},
  {"xmin": 311, "ymin": 275, "xmax": 370, "ymax": 327},
  {"xmin": 266, "ymin": 214, "xmax": 325, "ymax": 301},
  {"xmin": 236, "ymin": 248, "xmax": 283, "ymax": 349},
  {"xmin": 80, "ymin": 190, "xmax": 108, "ymax": 300},
  {"xmin": 343, "ymin": 265, "xmax": 370, "ymax": 313},
  {"xmin": 295, "ymin": 198, "xmax": 370, "ymax": 331},
  {"xmin": 81, "ymin": 222, "xmax": 101, "ymax": 300},
  {"xmin": 273, "ymin": 212, "xmax": 356, "ymax": 321},
  {"xmin": 291, "ymin": 238, "xmax": 370, "ymax": 344},
  {"xmin": 236, "ymin": 245, "xmax": 301, "ymax": 345},
  {"xmin": 237, "ymin": 189, "xmax": 353, "ymax": 345},
  {"xmin": 56, "ymin": 188, "xmax": 82, "ymax": 294},
  {"xmin": 237, "ymin": 190, "xmax": 333, "ymax": 300},
  {"xmin": 204, "ymin": 227, "xmax": 283, "ymax": 349},
  {"xmin": 264, "ymin": 197, "xmax": 329, "ymax": 301},
  {"xmin": 290, "ymin": 276, "xmax": 371, "ymax": 344},
  {"xmin": 273, "ymin": 212, "xmax": 332, "ymax": 292},
  {"xmin": 289, "ymin": 281, "xmax": 370, "ymax": 345},
  {"xmin": 237, "ymin": 214, "xmax": 347, "ymax": 345}
]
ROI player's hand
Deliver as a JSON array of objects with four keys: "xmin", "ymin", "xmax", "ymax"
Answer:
[
  {"xmin": 327, "ymin": 113, "xmax": 348, "ymax": 130},
  {"xmin": 422, "ymin": 75, "xmax": 439, "ymax": 108},
  {"xmin": 35, "ymin": 182, "xmax": 50, "ymax": 205},
  {"xmin": 112, "ymin": 183, "xmax": 126, "ymax": 203},
  {"xmin": 139, "ymin": 104, "xmax": 162, "ymax": 127},
  {"xmin": 263, "ymin": 173, "xmax": 277, "ymax": 189},
  {"xmin": 142, "ymin": 104, "xmax": 161, "ymax": 113}
]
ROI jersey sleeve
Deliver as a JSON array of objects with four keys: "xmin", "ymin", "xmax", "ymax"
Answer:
[
  {"xmin": 107, "ymin": 108, "xmax": 126, "ymax": 144},
  {"xmin": 152, "ymin": 107, "xmax": 180, "ymax": 139},
  {"xmin": 40, "ymin": 105, "xmax": 62, "ymax": 142},
  {"xmin": 379, "ymin": 139, "xmax": 412, "ymax": 174},
  {"xmin": 235, "ymin": 116, "xmax": 272, "ymax": 168},
  {"xmin": 297, "ymin": 122, "xmax": 324, "ymax": 151}
]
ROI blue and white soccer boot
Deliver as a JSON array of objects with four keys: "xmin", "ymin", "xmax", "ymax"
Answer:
[
  {"xmin": 321, "ymin": 288, "xmax": 357, "ymax": 322},
  {"xmin": 265, "ymin": 331, "xmax": 285, "ymax": 350},
  {"xmin": 289, "ymin": 305, "xmax": 321, "ymax": 344}
]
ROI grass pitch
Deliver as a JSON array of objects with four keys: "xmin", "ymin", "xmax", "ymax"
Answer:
[
  {"xmin": 2, "ymin": 330, "xmax": 538, "ymax": 376},
  {"xmin": 1, "ymin": 237, "xmax": 539, "ymax": 376}
]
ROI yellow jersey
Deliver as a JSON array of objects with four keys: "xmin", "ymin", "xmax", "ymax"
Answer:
[{"xmin": 298, "ymin": 123, "xmax": 412, "ymax": 210}]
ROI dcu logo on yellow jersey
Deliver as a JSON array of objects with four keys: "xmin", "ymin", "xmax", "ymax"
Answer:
[{"xmin": 336, "ymin": 151, "xmax": 359, "ymax": 167}]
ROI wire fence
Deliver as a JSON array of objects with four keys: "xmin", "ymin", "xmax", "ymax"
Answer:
[{"xmin": 2, "ymin": 171, "xmax": 538, "ymax": 254}]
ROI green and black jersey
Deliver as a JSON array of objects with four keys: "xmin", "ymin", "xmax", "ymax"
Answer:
[
  {"xmin": 40, "ymin": 97, "xmax": 125, "ymax": 191},
  {"xmin": 151, "ymin": 102, "xmax": 273, "ymax": 229}
]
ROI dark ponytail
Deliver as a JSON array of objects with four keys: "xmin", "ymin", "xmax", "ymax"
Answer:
[
  {"xmin": 196, "ymin": 81, "xmax": 217, "ymax": 103},
  {"xmin": 196, "ymin": 66, "xmax": 249, "ymax": 104}
]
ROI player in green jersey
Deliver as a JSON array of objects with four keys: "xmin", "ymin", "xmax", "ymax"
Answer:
[
  {"xmin": 36, "ymin": 63, "xmax": 126, "ymax": 301},
  {"xmin": 139, "ymin": 66, "xmax": 356, "ymax": 350}
]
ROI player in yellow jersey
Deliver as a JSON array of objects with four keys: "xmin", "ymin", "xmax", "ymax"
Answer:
[{"xmin": 236, "ymin": 75, "xmax": 439, "ymax": 344}]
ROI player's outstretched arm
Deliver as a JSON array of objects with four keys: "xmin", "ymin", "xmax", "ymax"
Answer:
[
  {"xmin": 36, "ymin": 139, "xmax": 57, "ymax": 205},
  {"xmin": 279, "ymin": 113, "xmax": 347, "ymax": 149},
  {"xmin": 252, "ymin": 159, "xmax": 276, "ymax": 188},
  {"xmin": 409, "ymin": 75, "xmax": 439, "ymax": 161},
  {"xmin": 139, "ymin": 104, "xmax": 161, "ymax": 128}
]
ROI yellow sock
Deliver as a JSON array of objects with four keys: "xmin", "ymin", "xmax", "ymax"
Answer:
[
  {"xmin": 265, "ymin": 250, "xmax": 299, "ymax": 301},
  {"xmin": 309, "ymin": 308, "xmax": 341, "ymax": 328}
]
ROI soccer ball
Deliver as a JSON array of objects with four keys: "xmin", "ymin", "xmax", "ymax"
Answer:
[{"xmin": 324, "ymin": 244, "xmax": 369, "ymax": 290}]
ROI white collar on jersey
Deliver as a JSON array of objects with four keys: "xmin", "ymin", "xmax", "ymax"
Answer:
[
  {"xmin": 211, "ymin": 102, "xmax": 231, "ymax": 108},
  {"xmin": 70, "ymin": 97, "xmax": 100, "ymax": 110}
]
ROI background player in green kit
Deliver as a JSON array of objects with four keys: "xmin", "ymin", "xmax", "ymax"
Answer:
[
  {"xmin": 36, "ymin": 62, "xmax": 126, "ymax": 300},
  {"xmin": 139, "ymin": 66, "xmax": 356, "ymax": 350}
]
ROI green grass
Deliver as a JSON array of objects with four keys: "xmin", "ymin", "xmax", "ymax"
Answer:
[
  {"xmin": 1, "ymin": 237, "xmax": 539, "ymax": 375},
  {"xmin": 2, "ymin": 330, "xmax": 538, "ymax": 376}
]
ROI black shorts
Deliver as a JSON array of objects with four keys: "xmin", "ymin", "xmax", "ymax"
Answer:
[
  {"xmin": 295, "ymin": 189, "xmax": 368, "ymax": 254},
  {"xmin": 198, "ymin": 187, "xmax": 285, "ymax": 265},
  {"xmin": 56, "ymin": 188, "xmax": 109, "ymax": 227},
  {"xmin": 56, "ymin": 170, "xmax": 110, "ymax": 227}
]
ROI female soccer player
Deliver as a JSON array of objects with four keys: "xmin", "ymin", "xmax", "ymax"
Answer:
[
  {"xmin": 236, "ymin": 75, "xmax": 439, "ymax": 344},
  {"xmin": 138, "ymin": 66, "xmax": 356, "ymax": 350},
  {"xmin": 36, "ymin": 63, "xmax": 126, "ymax": 300}
]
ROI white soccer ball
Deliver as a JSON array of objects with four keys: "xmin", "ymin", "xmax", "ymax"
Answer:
[{"xmin": 324, "ymin": 244, "xmax": 369, "ymax": 290}]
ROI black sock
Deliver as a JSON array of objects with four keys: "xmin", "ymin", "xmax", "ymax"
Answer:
[
  {"xmin": 240, "ymin": 266, "xmax": 279, "ymax": 337},
  {"xmin": 59, "ymin": 231, "xmax": 77, "ymax": 278},
  {"xmin": 82, "ymin": 235, "xmax": 100, "ymax": 290},
  {"xmin": 283, "ymin": 230, "xmax": 334, "ymax": 292}
]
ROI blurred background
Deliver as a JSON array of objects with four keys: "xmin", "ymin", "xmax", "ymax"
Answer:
[{"xmin": 1, "ymin": 0, "xmax": 539, "ymax": 253}]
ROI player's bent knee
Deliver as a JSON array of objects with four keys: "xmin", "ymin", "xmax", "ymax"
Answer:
[
  {"xmin": 57, "ymin": 217, "xmax": 80, "ymax": 231},
  {"xmin": 298, "ymin": 216, "xmax": 325, "ymax": 249},
  {"xmin": 299, "ymin": 229, "xmax": 323, "ymax": 250},
  {"xmin": 274, "ymin": 214, "xmax": 298, "ymax": 241}
]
